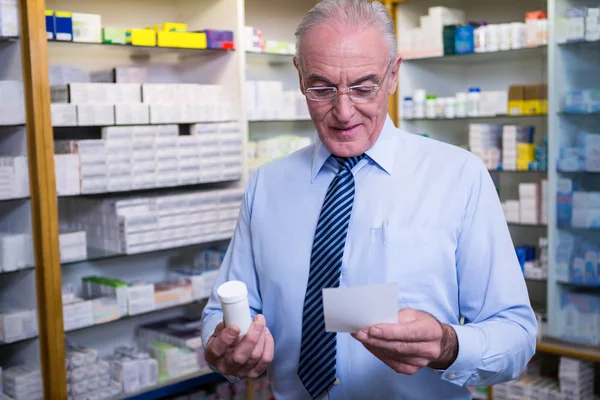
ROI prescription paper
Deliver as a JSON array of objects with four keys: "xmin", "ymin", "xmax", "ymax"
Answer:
[{"xmin": 322, "ymin": 283, "xmax": 398, "ymax": 333}]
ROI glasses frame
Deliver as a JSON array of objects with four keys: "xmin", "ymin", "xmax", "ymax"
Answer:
[{"xmin": 303, "ymin": 64, "xmax": 391, "ymax": 103}]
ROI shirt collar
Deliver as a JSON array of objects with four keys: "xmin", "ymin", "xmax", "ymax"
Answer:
[{"xmin": 311, "ymin": 115, "xmax": 397, "ymax": 183}]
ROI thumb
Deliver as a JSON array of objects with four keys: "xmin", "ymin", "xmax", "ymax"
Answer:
[{"xmin": 397, "ymin": 308, "xmax": 420, "ymax": 324}]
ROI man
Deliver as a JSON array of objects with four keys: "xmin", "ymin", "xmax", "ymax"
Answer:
[{"xmin": 201, "ymin": 0, "xmax": 537, "ymax": 398}]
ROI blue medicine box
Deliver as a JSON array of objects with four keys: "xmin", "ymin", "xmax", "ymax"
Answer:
[
  {"xmin": 54, "ymin": 11, "xmax": 73, "ymax": 41},
  {"xmin": 45, "ymin": 10, "xmax": 55, "ymax": 40}
]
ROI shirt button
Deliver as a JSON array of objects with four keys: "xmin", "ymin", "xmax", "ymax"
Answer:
[
  {"xmin": 333, "ymin": 378, "xmax": 341, "ymax": 386},
  {"xmin": 447, "ymin": 374, "xmax": 457, "ymax": 380}
]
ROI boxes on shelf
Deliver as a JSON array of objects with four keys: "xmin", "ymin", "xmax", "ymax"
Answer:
[
  {"xmin": 565, "ymin": 89, "xmax": 600, "ymax": 114},
  {"xmin": 0, "ymin": 308, "xmax": 38, "ymax": 343},
  {"xmin": 556, "ymin": 292, "xmax": 600, "ymax": 345},
  {"xmin": 107, "ymin": 347, "xmax": 158, "ymax": 394},
  {"xmin": 137, "ymin": 316, "xmax": 204, "ymax": 352},
  {"xmin": 44, "ymin": 10, "xmax": 55, "ymax": 40},
  {"xmin": 114, "ymin": 104, "xmax": 150, "ymax": 125},
  {"xmin": 559, "ymin": 357, "xmax": 595, "ymax": 399},
  {"xmin": 201, "ymin": 29, "xmax": 234, "ymax": 50},
  {"xmin": 55, "ymin": 154, "xmax": 80, "ymax": 195},
  {"xmin": 468, "ymin": 124, "xmax": 501, "ymax": 170},
  {"xmin": 244, "ymin": 26, "xmax": 264, "ymax": 53},
  {"xmin": 2, "ymin": 365, "xmax": 42, "ymax": 400},
  {"xmin": 50, "ymin": 104, "xmax": 77, "ymax": 126},
  {"xmin": 91, "ymin": 66, "xmax": 148, "ymax": 84},
  {"xmin": 0, "ymin": 0, "xmax": 18, "ymax": 37},
  {"xmin": 125, "ymin": 29, "xmax": 156, "ymax": 47},
  {"xmin": 54, "ymin": 11, "xmax": 73, "ymax": 41},
  {"xmin": 71, "ymin": 13, "xmax": 101, "ymax": 43},
  {"xmin": 62, "ymin": 295, "xmax": 94, "ymax": 331},
  {"xmin": 76, "ymin": 104, "xmax": 115, "ymax": 126},
  {"xmin": 0, "ymin": 157, "xmax": 29, "ymax": 199},
  {"xmin": 49, "ymin": 65, "xmax": 89, "ymax": 86},
  {"xmin": 58, "ymin": 230, "xmax": 87, "ymax": 263},
  {"xmin": 0, "ymin": 233, "xmax": 33, "ymax": 272},
  {"xmin": 245, "ymin": 80, "xmax": 309, "ymax": 121},
  {"xmin": 102, "ymin": 27, "xmax": 126, "ymax": 44},
  {"xmin": 0, "ymin": 81, "xmax": 25, "ymax": 125},
  {"xmin": 157, "ymin": 31, "xmax": 207, "ymax": 49}
]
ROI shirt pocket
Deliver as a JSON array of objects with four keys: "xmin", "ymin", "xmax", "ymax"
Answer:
[{"xmin": 367, "ymin": 225, "xmax": 456, "ymax": 305}]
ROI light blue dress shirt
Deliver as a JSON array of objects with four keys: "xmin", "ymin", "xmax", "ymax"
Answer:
[{"xmin": 202, "ymin": 116, "xmax": 537, "ymax": 400}]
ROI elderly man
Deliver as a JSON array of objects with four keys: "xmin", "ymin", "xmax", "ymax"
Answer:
[{"xmin": 201, "ymin": 0, "xmax": 537, "ymax": 398}]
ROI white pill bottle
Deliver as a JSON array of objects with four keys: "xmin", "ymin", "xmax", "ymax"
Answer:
[{"xmin": 218, "ymin": 280, "xmax": 252, "ymax": 335}]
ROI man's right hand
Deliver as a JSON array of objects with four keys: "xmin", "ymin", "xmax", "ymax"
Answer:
[{"xmin": 205, "ymin": 314, "xmax": 274, "ymax": 379}]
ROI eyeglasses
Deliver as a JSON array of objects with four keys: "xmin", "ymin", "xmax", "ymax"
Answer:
[{"xmin": 304, "ymin": 69, "xmax": 389, "ymax": 103}]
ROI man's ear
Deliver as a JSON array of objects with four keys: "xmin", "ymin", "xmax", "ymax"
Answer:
[
  {"xmin": 294, "ymin": 57, "xmax": 305, "ymax": 95},
  {"xmin": 388, "ymin": 56, "xmax": 402, "ymax": 96}
]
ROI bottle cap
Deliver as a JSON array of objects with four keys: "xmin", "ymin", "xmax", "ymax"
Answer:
[{"xmin": 218, "ymin": 280, "xmax": 248, "ymax": 304}]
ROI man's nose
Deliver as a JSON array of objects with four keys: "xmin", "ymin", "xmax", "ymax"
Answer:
[{"xmin": 332, "ymin": 92, "xmax": 354, "ymax": 122}]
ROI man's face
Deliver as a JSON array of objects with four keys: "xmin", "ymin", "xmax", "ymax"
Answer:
[{"xmin": 295, "ymin": 24, "xmax": 401, "ymax": 157}]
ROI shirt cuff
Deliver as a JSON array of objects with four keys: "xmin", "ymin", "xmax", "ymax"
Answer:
[{"xmin": 439, "ymin": 324, "xmax": 483, "ymax": 386}]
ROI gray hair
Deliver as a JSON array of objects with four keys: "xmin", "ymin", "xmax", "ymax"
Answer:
[{"xmin": 295, "ymin": 0, "xmax": 397, "ymax": 66}]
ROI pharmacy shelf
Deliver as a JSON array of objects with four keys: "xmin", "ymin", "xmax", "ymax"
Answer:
[
  {"xmin": 403, "ymin": 45, "xmax": 547, "ymax": 64},
  {"xmin": 488, "ymin": 170, "xmax": 547, "ymax": 174},
  {"xmin": 525, "ymin": 277, "xmax": 548, "ymax": 282},
  {"xmin": 57, "ymin": 178, "xmax": 240, "ymax": 199},
  {"xmin": 558, "ymin": 111, "xmax": 600, "ymax": 117},
  {"xmin": 0, "ymin": 36, "xmax": 18, "ymax": 45},
  {"xmin": 556, "ymin": 280, "xmax": 600, "ymax": 289},
  {"xmin": 558, "ymin": 40, "xmax": 600, "ymax": 48},
  {"xmin": 249, "ymin": 119, "xmax": 312, "ymax": 123},
  {"xmin": 0, "ymin": 335, "xmax": 38, "ymax": 348},
  {"xmin": 47, "ymin": 39, "xmax": 234, "ymax": 57},
  {"xmin": 536, "ymin": 336, "xmax": 600, "ymax": 363},
  {"xmin": 246, "ymin": 51, "xmax": 294, "ymax": 65},
  {"xmin": 118, "ymin": 370, "xmax": 223, "ymax": 400},
  {"xmin": 557, "ymin": 169, "xmax": 600, "ymax": 174},
  {"xmin": 62, "ymin": 238, "xmax": 231, "ymax": 267},
  {"xmin": 65, "ymin": 298, "xmax": 206, "ymax": 334},
  {"xmin": 53, "ymin": 120, "xmax": 239, "ymax": 129},
  {"xmin": 507, "ymin": 223, "xmax": 548, "ymax": 228},
  {"xmin": 0, "ymin": 266, "xmax": 34, "ymax": 276},
  {"xmin": 403, "ymin": 114, "xmax": 547, "ymax": 122}
]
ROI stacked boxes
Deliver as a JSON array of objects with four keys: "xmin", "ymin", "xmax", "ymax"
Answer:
[
  {"xmin": 558, "ymin": 232, "xmax": 600, "ymax": 287},
  {"xmin": 0, "ymin": 233, "xmax": 34, "ymax": 272},
  {"xmin": 563, "ymin": 7, "xmax": 600, "ymax": 42},
  {"xmin": 557, "ymin": 293, "xmax": 600, "ymax": 345},
  {"xmin": 244, "ymin": 26, "xmax": 264, "ymax": 53},
  {"xmin": 66, "ymin": 345, "xmax": 122, "ymax": 399},
  {"xmin": 245, "ymin": 81, "xmax": 309, "ymax": 121},
  {"xmin": 59, "ymin": 187, "xmax": 242, "ymax": 255},
  {"xmin": 493, "ymin": 374, "xmax": 560, "ymax": 400},
  {"xmin": 519, "ymin": 183, "xmax": 540, "ymax": 224},
  {"xmin": 0, "ymin": 308, "xmax": 38, "ymax": 343},
  {"xmin": 248, "ymin": 135, "xmax": 313, "ymax": 176},
  {"xmin": 2, "ymin": 366, "xmax": 42, "ymax": 400},
  {"xmin": 559, "ymin": 357, "xmax": 595, "ymax": 399},
  {"xmin": 0, "ymin": 0, "xmax": 18, "ymax": 37},
  {"xmin": 201, "ymin": 29, "xmax": 234, "ymax": 50},
  {"xmin": 62, "ymin": 295, "xmax": 95, "ymax": 331},
  {"xmin": 107, "ymin": 347, "xmax": 158, "ymax": 394},
  {"xmin": 468, "ymin": 124, "xmax": 502, "ymax": 170},
  {"xmin": 55, "ymin": 154, "xmax": 81, "ymax": 195},
  {"xmin": 55, "ymin": 122, "xmax": 242, "ymax": 194},
  {"xmin": 501, "ymin": 180, "xmax": 547, "ymax": 225},
  {"xmin": 169, "ymin": 247, "xmax": 226, "ymax": 300},
  {"xmin": 146, "ymin": 342, "xmax": 199, "ymax": 383},
  {"xmin": 578, "ymin": 132, "xmax": 600, "ymax": 171},
  {"xmin": 397, "ymin": 6, "xmax": 465, "ymax": 59},
  {"xmin": 0, "ymin": 81, "xmax": 25, "ymax": 125},
  {"xmin": 571, "ymin": 190, "xmax": 600, "ymax": 228},
  {"xmin": 565, "ymin": 91, "xmax": 600, "ymax": 114},
  {"xmin": 72, "ymin": 13, "xmax": 102, "ymax": 43},
  {"xmin": 0, "ymin": 157, "xmax": 29, "ymax": 199},
  {"xmin": 50, "ymin": 83, "xmax": 236, "ymax": 126},
  {"xmin": 585, "ymin": 7, "xmax": 600, "ymax": 42},
  {"xmin": 59, "ymin": 230, "xmax": 87, "ymax": 263},
  {"xmin": 502, "ymin": 125, "xmax": 535, "ymax": 171}
]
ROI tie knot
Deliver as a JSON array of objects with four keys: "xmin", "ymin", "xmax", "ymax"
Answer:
[{"xmin": 333, "ymin": 154, "xmax": 366, "ymax": 172}]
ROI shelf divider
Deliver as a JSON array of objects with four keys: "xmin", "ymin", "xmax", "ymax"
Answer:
[{"xmin": 18, "ymin": 0, "xmax": 67, "ymax": 398}]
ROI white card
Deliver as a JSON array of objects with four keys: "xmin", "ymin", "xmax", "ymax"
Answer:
[{"xmin": 322, "ymin": 283, "xmax": 398, "ymax": 333}]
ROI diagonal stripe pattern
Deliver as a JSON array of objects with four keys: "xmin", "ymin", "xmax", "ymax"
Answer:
[{"xmin": 298, "ymin": 154, "xmax": 365, "ymax": 399}]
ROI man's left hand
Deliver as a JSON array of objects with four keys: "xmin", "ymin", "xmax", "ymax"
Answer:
[{"xmin": 352, "ymin": 308, "xmax": 459, "ymax": 375}]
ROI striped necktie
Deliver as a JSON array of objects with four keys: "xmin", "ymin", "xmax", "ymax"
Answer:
[{"xmin": 298, "ymin": 154, "xmax": 366, "ymax": 399}]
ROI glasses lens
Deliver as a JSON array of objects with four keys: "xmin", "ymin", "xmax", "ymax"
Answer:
[
  {"xmin": 348, "ymin": 85, "xmax": 379, "ymax": 100},
  {"xmin": 307, "ymin": 87, "xmax": 337, "ymax": 101}
]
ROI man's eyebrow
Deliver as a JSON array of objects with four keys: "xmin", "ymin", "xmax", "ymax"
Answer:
[
  {"xmin": 306, "ymin": 74, "xmax": 335, "ymax": 85},
  {"xmin": 349, "ymin": 74, "xmax": 379, "ymax": 86}
]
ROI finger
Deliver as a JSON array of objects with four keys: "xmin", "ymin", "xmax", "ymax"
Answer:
[
  {"xmin": 230, "ymin": 315, "xmax": 266, "ymax": 367},
  {"xmin": 355, "ymin": 334, "xmax": 428, "ymax": 356},
  {"xmin": 249, "ymin": 327, "xmax": 275, "ymax": 379},
  {"xmin": 370, "ymin": 318, "xmax": 443, "ymax": 343},
  {"xmin": 361, "ymin": 344, "xmax": 426, "ymax": 375},
  {"xmin": 207, "ymin": 325, "xmax": 240, "ymax": 359},
  {"xmin": 247, "ymin": 325, "xmax": 267, "ymax": 366}
]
